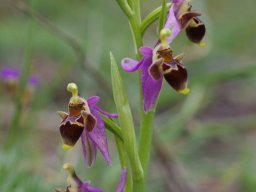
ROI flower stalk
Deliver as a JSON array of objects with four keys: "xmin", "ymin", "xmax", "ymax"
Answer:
[
  {"xmin": 140, "ymin": 3, "xmax": 171, "ymax": 36},
  {"xmin": 115, "ymin": 0, "xmax": 171, "ymax": 191},
  {"xmin": 5, "ymin": 16, "xmax": 34, "ymax": 149}
]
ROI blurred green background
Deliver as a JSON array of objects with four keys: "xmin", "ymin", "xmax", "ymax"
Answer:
[{"xmin": 0, "ymin": 0, "xmax": 256, "ymax": 191}]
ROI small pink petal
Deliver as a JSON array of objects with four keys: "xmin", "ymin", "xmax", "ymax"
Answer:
[
  {"xmin": 116, "ymin": 168, "xmax": 127, "ymax": 192},
  {"xmin": 87, "ymin": 96, "xmax": 100, "ymax": 106},
  {"xmin": 88, "ymin": 108, "xmax": 112, "ymax": 165},
  {"xmin": 94, "ymin": 106, "xmax": 118, "ymax": 119},
  {"xmin": 121, "ymin": 58, "xmax": 142, "ymax": 72},
  {"xmin": 141, "ymin": 55, "xmax": 163, "ymax": 112},
  {"xmin": 81, "ymin": 130, "xmax": 97, "ymax": 167},
  {"xmin": 139, "ymin": 47, "xmax": 153, "ymax": 56}
]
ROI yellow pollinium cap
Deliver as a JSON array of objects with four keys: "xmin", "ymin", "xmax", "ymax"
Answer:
[
  {"xmin": 63, "ymin": 163, "xmax": 71, "ymax": 170},
  {"xmin": 67, "ymin": 83, "xmax": 81, "ymax": 104},
  {"xmin": 160, "ymin": 28, "xmax": 171, "ymax": 48},
  {"xmin": 63, "ymin": 144, "xmax": 73, "ymax": 150},
  {"xmin": 67, "ymin": 83, "xmax": 78, "ymax": 96},
  {"xmin": 198, "ymin": 42, "xmax": 206, "ymax": 48},
  {"xmin": 179, "ymin": 88, "xmax": 190, "ymax": 95}
]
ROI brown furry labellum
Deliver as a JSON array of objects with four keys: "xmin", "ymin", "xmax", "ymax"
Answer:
[
  {"xmin": 149, "ymin": 46, "xmax": 188, "ymax": 93},
  {"xmin": 58, "ymin": 98, "xmax": 96, "ymax": 148}
]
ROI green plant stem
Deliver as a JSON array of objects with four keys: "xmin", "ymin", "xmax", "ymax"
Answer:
[
  {"xmin": 140, "ymin": 3, "xmax": 171, "ymax": 36},
  {"xmin": 5, "ymin": 12, "xmax": 34, "ymax": 149},
  {"xmin": 115, "ymin": 137, "xmax": 133, "ymax": 192},
  {"xmin": 103, "ymin": 117, "xmax": 132, "ymax": 192},
  {"xmin": 129, "ymin": 0, "xmax": 158, "ymax": 189},
  {"xmin": 127, "ymin": 0, "xmax": 160, "ymax": 191},
  {"xmin": 116, "ymin": 0, "xmax": 134, "ymax": 18},
  {"xmin": 116, "ymin": 0, "xmax": 171, "ymax": 191},
  {"xmin": 138, "ymin": 109, "xmax": 155, "ymax": 174},
  {"xmin": 127, "ymin": 1, "xmax": 147, "ymax": 192},
  {"xmin": 102, "ymin": 116, "xmax": 123, "ymax": 141},
  {"xmin": 139, "ymin": 0, "xmax": 170, "ymax": 176},
  {"xmin": 127, "ymin": 0, "xmax": 133, "ymax": 8},
  {"xmin": 136, "ymin": 1, "xmax": 171, "ymax": 182},
  {"xmin": 158, "ymin": 0, "xmax": 167, "ymax": 33}
]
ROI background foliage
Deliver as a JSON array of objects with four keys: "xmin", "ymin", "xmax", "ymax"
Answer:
[{"xmin": 0, "ymin": 0, "xmax": 255, "ymax": 191}]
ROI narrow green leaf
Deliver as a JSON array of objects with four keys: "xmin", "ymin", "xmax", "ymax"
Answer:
[{"xmin": 110, "ymin": 52, "xmax": 143, "ymax": 181}]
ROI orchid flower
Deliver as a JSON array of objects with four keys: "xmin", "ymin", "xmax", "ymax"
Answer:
[
  {"xmin": 0, "ymin": 67, "xmax": 38, "ymax": 89},
  {"xmin": 56, "ymin": 163, "xmax": 127, "ymax": 192},
  {"xmin": 0, "ymin": 67, "xmax": 38, "ymax": 106},
  {"xmin": 165, "ymin": 0, "xmax": 206, "ymax": 44},
  {"xmin": 122, "ymin": 29, "xmax": 189, "ymax": 112},
  {"xmin": 0, "ymin": 67, "xmax": 38, "ymax": 92},
  {"xmin": 121, "ymin": 0, "xmax": 206, "ymax": 112},
  {"xmin": 58, "ymin": 83, "xmax": 118, "ymax": 167}
]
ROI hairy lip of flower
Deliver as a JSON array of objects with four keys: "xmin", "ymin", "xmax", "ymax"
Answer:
[
  {"xmin": 59, "ymin": 115, "xmax": 84, "ymax": 147},
  {"xmin": 149, "ymin": 46, "xmax": 189, "ymax": 93},
  {"xmin": 157, "ymin": 47, "xmax": 174, "ymax": 62},
  {"xmin": 58, "ymin": 84, "xmax": 116, "ymax": 167},
  {"xmin": 68, "ymin": 102, "xmax": 86, "ymax": 117}
]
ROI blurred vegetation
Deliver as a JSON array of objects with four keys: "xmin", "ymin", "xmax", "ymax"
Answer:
[{"xmin": 0, "ymin": 0, "xmax": 256, "ymax": 191}]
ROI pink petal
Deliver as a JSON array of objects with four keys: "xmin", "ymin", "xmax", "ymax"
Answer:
[
  {"xmin": 164, "ymin": 4, "xmax": 182, "ymax": 44},
  {"xmin": 88, "ymin": 108, "xmax": 112, "ymax": 165},
  {"xmin": 139, "ymin": 47, "xmax": 153, "ymax": 56},
  {"xmin": 121, "ymin": 58, "xmax": 142, "ymax": 72},
  {"xmin": 87, "ymin": 96, "xmax": 100, "ymax": 107},
  {"xmin": 81, "ymin": 130, "xmax": 97, "ymax": 167},
  {"xmin": 81, "ymin": 182, "xmax": 103, "ymax": 192},
  {"xmin": 141, "ymin": 55, "xmax": 163, "ymax": 112},
  {"xmin": 94, "ymin": 105, "xmax": 118, "ymax": 119},
  {"xmin": 116, "ymin": 168, "xmax": 127, "ymax": 192}
]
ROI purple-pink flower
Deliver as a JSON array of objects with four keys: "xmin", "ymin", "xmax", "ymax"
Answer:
[
  {"xmin": 0, "ymin": 67, "xmax": 38, "ymax": 87},
  {"xmin": 121, "ymin": 47, "xmax": 163, "ymax": 112},
  {"xmin": 56, "ymin": 163, "xmax": 127, "ymax": 192},
  {"xmin": 165, "ymin": 0, "xmax": 206, "ymax": 44},
  {"xmin": 0, "ymin": 67, "xmax": 38, "ymax": 106},
  {"xmin": 121, "ymin": 0, "xmax": 206, "ymax": 112},
  {"xmin": 58, "ymin": 83, "xmax": 117, "ymax": 167}
]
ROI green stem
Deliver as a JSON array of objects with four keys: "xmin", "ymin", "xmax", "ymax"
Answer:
[
  {"xmin": 103, "ymin": 117, "xmax": 133, "ymax": 192},
  {"xmin": 158, "ymin": 0, "xmax": 167, "ymax": 33},
  {"xmin": 140, "ymin": 3, "xmax": 171, "ymax": 36},
  {"xmin": 115, "ymin": 137, "xmax": 133, "ymax": 192},
  {"xmin": 116, "ymin": 0, "xmax": 169, "ymax": 191},
  {"xmin": 138, "ymin": 110, "xmax": 155, "ymax": 174},
  {"xmin": 102, "ymin": 116, "xmax": 123, "ymax": 141},
  {"xmin": 126, "ymin": 1, "xmax": 147, "ymax": 191},
  {"xmin": 127, "ymin": 0, "xmax": 159, "ymax": 191},
  {"xmin": 128, "ymin": 0, "xmax": 142, "ymax": 58},
  {"xmin": 129, "ymin": 0, "xmax": 158, "ymax": 190},
  {"xmin": 5, "ymin": 13, "xmax": 34, "ymax": 149},
  {"xmin": 116, "ymin": 0, "xmax": 134, "ymax": 18}
]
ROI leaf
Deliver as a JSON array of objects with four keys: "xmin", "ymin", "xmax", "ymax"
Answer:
[{"xmin": 110, "ymin": 52, "xmax": 143, "ymax": 181}]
